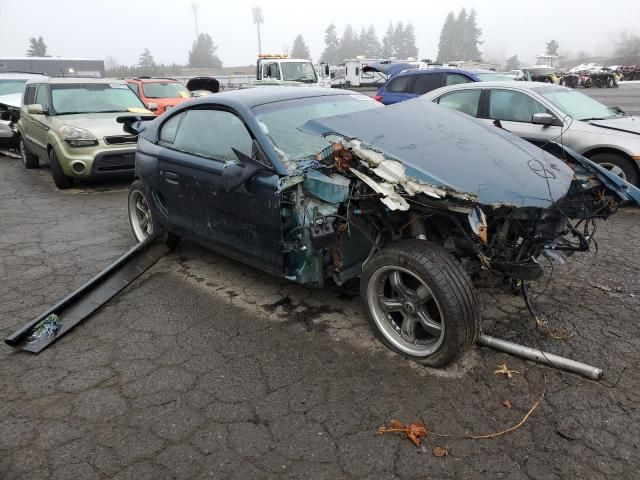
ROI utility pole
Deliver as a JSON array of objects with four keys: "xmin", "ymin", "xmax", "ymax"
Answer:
[
  {"xmin": 252, "ymin": 6, "xmax": 263, "ymax": 55},
  {"xmin": 191, "ymin": 2, "xmax": 200, "ymax": 38}
]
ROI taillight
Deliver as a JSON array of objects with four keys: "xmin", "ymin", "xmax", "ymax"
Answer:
[{"xmin": 373, "ymin": 95, "xmax": 383, "ymax": 102}]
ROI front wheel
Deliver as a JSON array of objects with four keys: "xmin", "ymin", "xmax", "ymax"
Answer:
[
  {"xmin": 49, "ymin": 149, "xmax": 73, "ymax": 189},
  {"xmin": 360, "ymin": 240, "xmax": 480, "ymax": 367},
  {"xmin": 128, "ymin": 179, "xmax": 180, "ymax": 247},
  {"xmin": 590, "ymin": 152, "xmax": 639, "ymax": 187}
]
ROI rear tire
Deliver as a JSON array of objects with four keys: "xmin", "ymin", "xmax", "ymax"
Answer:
[
  {"xmin": 20, "ymin": 137, "xmax": 39, "ymax": 169},
  {"xmin": 128, "ymin": 179, "xmax": 180, "ymax": 248},
  {"xmin": 49, "ymin": 149, "xmax": 74, "ymax": 189},
  {"xmin": 590, "ymin": 152, "xmax": 639, "ymax": 187},
  {"xmin": 360, "ymin": 240, "xmax": 480, "ymax": 367}
]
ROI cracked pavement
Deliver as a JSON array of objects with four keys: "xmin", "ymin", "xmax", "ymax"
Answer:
[{"xmin": 1, "ymin": 157, "xmax": 639, "ymax": 479}]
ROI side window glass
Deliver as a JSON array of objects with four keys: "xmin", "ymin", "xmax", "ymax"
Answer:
[
  {"xmin": 24, "ymin": 85, "xmax": 37, "ymax": 105},
  {"xmin": 35, "ymin": 85, "xmax": 49, "ymax": 110},
  {"xmin": 438, "ymin": 89, "xmax": 482, "ymax": 117},
  {"xmin": 159, "ymin": 112, "xmax": 186, "ymax": 145},
  {"xmin": 412, "ymin": 73, "xmax": 444, "ymax": 95},
  {"xmin": 445, "ymin": 74, "xmax": 472, "ymax": 86},
  {"xmin": 173, "ymin": 110, "xmax": 253, "ymax": 161},
  {"xmin": 489, "ymin": 89, "xmax": 549, "ymax": 123},
  {"xmin": 387, "ymin": 75, "xmax": 413, "ymax": 93}
]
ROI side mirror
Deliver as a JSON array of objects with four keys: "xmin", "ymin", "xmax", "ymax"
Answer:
[
  {"xmin": 532, "ymin": 112, "xmax": 561, "ymax": 127},
  {"xmin": 220, "ymin": 145, "xmax": 272, "ymax": 192},
  {"xmin": 27, "ymin": 104, "xmax": 44, "ymax": 115},
  {"xmin": 147, "ymin": 102, "xmax": 158, "ymax": 112}
]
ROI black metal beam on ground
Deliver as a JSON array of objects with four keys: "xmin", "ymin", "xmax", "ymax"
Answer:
[{"xmin": 5, "ymin": 236, "xmax": 170, "ymax": 353}]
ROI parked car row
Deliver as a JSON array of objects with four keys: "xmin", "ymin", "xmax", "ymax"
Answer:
[{"xmin": 3, "ymin": 70, "xmax": 640, "ymax": 367}]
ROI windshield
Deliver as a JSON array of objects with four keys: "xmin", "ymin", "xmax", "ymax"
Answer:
[
  {"xmin": 280, "ymin": 62, "xmax": 318, "ymax": 83},
  {"xmin": 0, "ymin": 79, "xmax": 27, "ymax": 95},
  {"xmin": 534, "ymin": 86, "xmax": 622, "ymax": 120},
  {"xmin": 474, "ymin": 73, "xmax": 515, "ymax": 81},
  {"xmin": 51, "ymin": 83, "xmax": 146, "ymax": 114},
  {"xmin": 141, "ymin": 82, "xmax": 188, "ymax": 99},
  {"xmin": 253, "ymin": 94, "xmax": 381, "ymax": 167}
]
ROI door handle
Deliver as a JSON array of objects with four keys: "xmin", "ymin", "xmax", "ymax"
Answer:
[{"xmin": 164, "ymin": 171, "xmax": 179, "ymax": 184}]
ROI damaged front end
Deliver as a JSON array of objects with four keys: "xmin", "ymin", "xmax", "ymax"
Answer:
[{"xmin": 273, "ymin": 97, "xmax": 639, "ymax": 286}]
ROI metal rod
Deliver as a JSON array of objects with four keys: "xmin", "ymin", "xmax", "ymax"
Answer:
[{"xmin": 478, "ymin": 334, "xmax": 603, "ymax": 381}]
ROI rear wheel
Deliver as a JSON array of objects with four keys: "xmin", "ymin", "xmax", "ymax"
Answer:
[
  {"xmin": 20, "ymin": 137, "xmax": 39, "ymax": 169},
  {"xmin": 49, "ymin": 148, "xmax": 73, "ymax": 189},
  {"xmin": 361, "ymin": 240, "xmax": 480, "ymax": 367},
  {"xmin": 590, "ymin": 152, "xmax": 639, "ymax": 187},
  {"xmin": 128, "ymin": 179, "xmax": 180, "ymax": 247}
]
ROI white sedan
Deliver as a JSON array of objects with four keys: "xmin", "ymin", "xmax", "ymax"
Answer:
[{"xmin": 422, "ymin": 81, "xmax": 640, "ymax": 186}]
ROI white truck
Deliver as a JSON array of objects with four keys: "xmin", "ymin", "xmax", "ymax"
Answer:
[{"xmin": 256, "ymin": 54, "xmax": 331, "ymax": 87}]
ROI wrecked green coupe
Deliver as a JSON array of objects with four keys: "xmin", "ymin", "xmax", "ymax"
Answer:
[{"xmin": 122, "ymin": 87, "xmax": 640, "ymax": 367}]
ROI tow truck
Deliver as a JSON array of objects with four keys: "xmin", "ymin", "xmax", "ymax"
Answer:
[{"xmin": 256, "ymin": 54, "xmax": 331, "ymax": 87}]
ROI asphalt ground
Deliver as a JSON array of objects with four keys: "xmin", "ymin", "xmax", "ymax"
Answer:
[{"xmin": 1, "ymin": 94, "xmax": 640, "ymax": 478}]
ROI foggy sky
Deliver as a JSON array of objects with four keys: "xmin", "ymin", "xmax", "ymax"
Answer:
[{"xmin": 0, "ymin": 0, "xmax": 638, "ymax": 67}]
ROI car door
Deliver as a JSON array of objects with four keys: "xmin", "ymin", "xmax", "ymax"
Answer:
[
  {"xmin": 381, "ymin": 75, "xmax": 415, "ymax": 104},
  {"xmin": 410, "ymin": 72, "xmax": 445, "ymax": 97},
  {"xmin": 435, "ymin": 88, "xmax": 483, "ymax": 117},
  {"xmin": 485, "ymin": 88, "xmax": 564, "ymax": 143},
  {"xmin": 156, "ymin": 107, "xmax": 283, "ymax": 274}
]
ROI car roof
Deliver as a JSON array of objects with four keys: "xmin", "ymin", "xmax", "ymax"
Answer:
[
  {"xmin": 422, "ymin": 81, "xmax": 568, "ymax": 99},
  {"xmin": 186, "ymin": 86, "xmax": 359, "ymax": 108},
  {"xmin": 125, "ymin": 77, "xmax": 180, "ymax": 83},
  {"xmin": 24, "ymin": 77, "xmax": 128, "ymax": 85},
  {"xmin": 0, "ymin": 72, "xmax": 48, "ymax": 80},
  {"xmin": 393, "ymin": 67, "xmax": 478, "ymax": 78}
]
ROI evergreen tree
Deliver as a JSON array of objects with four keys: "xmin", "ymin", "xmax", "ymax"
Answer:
[
  {"xmin": 26, "ymin": 36, "xmax": 48, "ymax": 57},
  {"xmin": 393, "ymin": 22, "xmax": 405, "ymax": 58},
  {"xmin": 339, "ymin": 24, "xmax": 359, "ymax": 59},
  {"xmin": 463, "ymin": 9, "xmax": 482, "ymax": 60},
  {"xmin": 360, "ymin": 25, "xmax": 382, "ymax": 58},
  {"xmin": 437, "ymin": 12, "xmax": 456, "ymax": 61},
  {"xmin": 138, "ymin": 49, "xmax": 156, "ymax": 72},
  {"xmin": 320, "ymin": 23, "xmax": 341, "ymax": 64},
  {"xmin": 188, "ymin": 33, "xmax": 223, "ymax": 68},
  {"xmin": 291, "ymin": 34, "xmax": 311, "ymax": 60},
  {"xmin": 401, "ymin": 22, "xmax": 418, "ymax": 58},
  {"xmin": 453, "ymin": 8, "xmax": 467, "ymax": 59},
  {"xmin": 381, "ymin": 23, "xmax": 394, "ymax": 58},
  {"xmin": 505, "ymin": 55, "xmax": 520, "ymax": 70},
  {"xmin": 545, "ymin": 40, "xmax": 560, "ymax": 56}
]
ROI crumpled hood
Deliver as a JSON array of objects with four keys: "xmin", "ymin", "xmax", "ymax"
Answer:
[
  {"xmin": 588, "ymin": 116, "xmax": 640, "ymax": 135},
  {"xmin": 302, "ymin": 97, "xmax": 574, "ymax": 208},
  {"xmin": 0, "ymin": 93, "xmax": 21, "ymax": 109}
]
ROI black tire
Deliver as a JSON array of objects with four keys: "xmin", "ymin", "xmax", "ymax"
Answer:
[
  {"xmin": 49, "ymin": 149, "xmax": 74, "ymax": 189},
  {"xmin": 360, "ymin": 240, "xmax": 480, "ymax": 367},
  {"xmin": 590, "ymin": 152, "xmax": 639, "ymax": 187},
  {"xmin": 128, "ymin": 179, "xmax": 180, "ymax": 248},
  {"xmin": 20, "ymin": 137, "xmax": 39, "ymax": 169}
]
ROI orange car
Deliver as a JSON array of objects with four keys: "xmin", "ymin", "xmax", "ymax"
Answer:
[{"xmin": 125, "ymin": 77, "xmax": 190, "ymax": 115}]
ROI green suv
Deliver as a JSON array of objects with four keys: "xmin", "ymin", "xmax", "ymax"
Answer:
[{"xmin": 17, "ymin": 77, "xmax": 151, "ymax": 188}]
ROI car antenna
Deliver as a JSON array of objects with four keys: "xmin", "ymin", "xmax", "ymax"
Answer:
[{"xmin": 59, "ymin": 68, "xmax": 65, "ymax": 78}]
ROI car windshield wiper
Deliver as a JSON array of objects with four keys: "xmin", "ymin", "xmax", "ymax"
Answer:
[{"xmin": 55, "ymin": 111, "xmax": 92, "ymax": 115}]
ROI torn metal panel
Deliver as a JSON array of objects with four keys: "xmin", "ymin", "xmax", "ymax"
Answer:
[{"xmin": 349, "ymin": 167, "xmax": 410, "ymax": 211}]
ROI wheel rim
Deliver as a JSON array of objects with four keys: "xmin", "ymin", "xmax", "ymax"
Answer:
[
  {"xmin": 598, "ymin": 162, "xmax": 627, "ymax": 180},
  {"xmin": 366, "ymin": 265, "xmax": 445, "ymax": 357},
  {"xmin": 20, "ymin": 139, "xmax": 27, "ymax": 166},
  {"xmin": 128, "ymin": 188, "xmax": 154, "ymax": 242}
]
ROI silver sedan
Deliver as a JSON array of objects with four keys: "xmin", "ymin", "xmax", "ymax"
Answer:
[{"xmin": 422, "ymin": 81, "xmax": 640, "ymax": 186}]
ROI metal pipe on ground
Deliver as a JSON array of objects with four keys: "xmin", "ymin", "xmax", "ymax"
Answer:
[{"xmin": 478, "ymin": 334, "xmax": 603, "ymax": 381}]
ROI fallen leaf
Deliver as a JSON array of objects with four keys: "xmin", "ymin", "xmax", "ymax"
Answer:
[
  {"xmin": 433, "ymin": 446, "xmax": 448, "ymax": 457},
  {"xmin": 591, "ymin": 283, "xmax": 612, "ymax": 292},
  {"xmin": 502, "ymin": 400, "xmax": 513, "ymax": 409},
  {"xmin": 494, "ymin": 363, "xmax": 519, "ymax": 379},
  {"xmin": 377, "ymin": 419, "xmax": 429, "ymax": 446}
]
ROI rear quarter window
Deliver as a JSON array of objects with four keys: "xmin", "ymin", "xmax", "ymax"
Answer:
[{"xmin": 386, "ymin": 75, "xmax": 413, "ymax": 93}]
